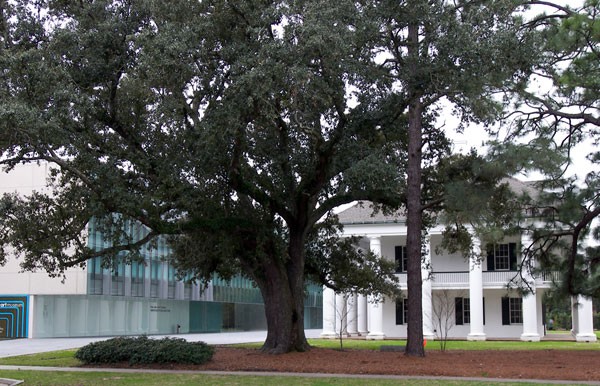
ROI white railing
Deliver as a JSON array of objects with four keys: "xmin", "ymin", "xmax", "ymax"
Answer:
[
  {"xmin": 395, "ymin": 270, "xmax": 562, "ymax": 289},
  {"xmin": 536, "ymin": 271, "xmax": 561, "ymax": 285},
  {"xmin": 395, "ymin": 273, "xmax": 407, "ymax": 286},
  {"xmin": 431, "ymin": 272, "xmax": 469, "ymax": 288},
  {"xmin": 483, "ymin": 271, "xmax": 518, "ymax": 287}
]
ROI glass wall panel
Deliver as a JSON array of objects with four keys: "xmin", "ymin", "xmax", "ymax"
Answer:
[
  {"xmin": 111, "ymin": 258, "xmax": 125, "ymax": 296},
  {"xmin": 150, "ymin": 261, "xmax": 160, "ymax": 298},
  {"xmin": 131, "ymin": 261, "xmax": 144, "ymax": 297},
  {"xmin": 87, "ymin": 257, "xmax": 103, "ymax": 295}
]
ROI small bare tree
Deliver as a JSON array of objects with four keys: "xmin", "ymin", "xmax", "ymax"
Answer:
[
  {"xmin": 431, "ymin": 290, "xmax": 460, "ymax": 351},
  {"xmin": 334, "ymin": 293, "xmax": 352, "ymax": 351}
]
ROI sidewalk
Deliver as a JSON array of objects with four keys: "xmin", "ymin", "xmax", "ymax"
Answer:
[{"xmin": 0, "ymin": 329, "xmax": 323, "ymax": 358}]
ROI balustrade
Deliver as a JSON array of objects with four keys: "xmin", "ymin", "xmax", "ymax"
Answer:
[{"xmin": 394, "ymin": 270, "xmax": 558, "ymax": 288}]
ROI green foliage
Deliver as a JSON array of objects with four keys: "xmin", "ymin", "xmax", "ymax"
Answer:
[
  {"xmin": 305, "ymin": 218, "xmax": 400, "ymax": 300},
  {"xmin": 366, "ymin": 0, "xmax": 540, "ymax": 355},
  {"xmin": 0, "ymin": 0, "xmax": 411, "ymax": 352},
  {"xmin": 490, "ymin": 1, "xmax": 600, "ymax": 298},
  {"xmin": 74, "ymin": 336, "xmax": 214, "ymax": 365}
]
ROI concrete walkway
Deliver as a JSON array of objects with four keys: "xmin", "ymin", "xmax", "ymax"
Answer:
[{"xmin": 0, "ymin": 329, "xmax": 322, "ymax": 358}]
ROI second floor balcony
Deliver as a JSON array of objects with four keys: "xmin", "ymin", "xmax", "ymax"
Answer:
[{"xmin": 395, "ymin": 270, "xmax": 560, "ymax": 289}]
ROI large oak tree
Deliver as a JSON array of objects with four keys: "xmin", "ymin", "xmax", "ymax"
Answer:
[
  {"xmin": 0, "ymin": 0, "xmax": 547, "ymax": 356},
  {"xmin": 0, "ymin": 0, "xmax": 406, "ymax": 353}
]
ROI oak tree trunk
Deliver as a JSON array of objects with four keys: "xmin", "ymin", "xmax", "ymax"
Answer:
[{"xmin": 255, "ymin": 231, "xmax": 309, "ymax": 354}]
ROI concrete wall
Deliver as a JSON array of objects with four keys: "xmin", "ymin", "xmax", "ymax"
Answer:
[
  {"xmin": 31, "ymin": 295, "xmax": 191, "ymax": 338},
  {"xmin": 0, "ymin": 162, "xmax": 89, "ymax": 296},
  {"xmin": 0, "ymin": 162, "xmax": 51, "ymax": 195}
]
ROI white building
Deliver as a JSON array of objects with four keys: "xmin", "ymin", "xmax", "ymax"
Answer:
[
  {"xmin": 321, "ymin": 182, "xmax": 596, "ymax": 342},
  {"xmin": 0, "ymin": 163, "xmax": 322, "ymax": 338}
]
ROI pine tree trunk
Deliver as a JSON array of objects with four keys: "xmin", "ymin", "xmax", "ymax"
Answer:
[{"xmin": 405, "ymin": 20, "xmax": 425, "ymax": 358}]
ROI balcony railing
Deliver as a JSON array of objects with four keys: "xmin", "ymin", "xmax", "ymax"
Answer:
[{"xmin": 395, "ymin": 270, "xmax": 559, "ymax": 289}]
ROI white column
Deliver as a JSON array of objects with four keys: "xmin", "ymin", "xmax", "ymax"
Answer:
[
  {"xmin": 468, "ymin": 235, "xmax": 486, "ymax": 341},
  {"xmin": 335, "ymin": 293, "xmax": 347, "ymax": 336},
  {"xmin": 321, "ymin": 286, "xmax": 337, "ymax": 338},
  {"xmin": 357, "ymin": 294, "xmax": 368, "ymax": 336},
  {"xmin": 347, "ymin": 294, "xmax": 358, "ymax": 336},
  {"xmin": 520, "ymin": 232, "xmax": 540, "ymax": 341},
  {"xmin": 367, "ymin": 236, "xmax": 385, "ymax": 340},
  {"xmin": 572, "ymin": 295, "xmax": 597, "ymax": 342},
  {"xmin": 28, "ymin": 295, "xmax": 35, "ymax": 338},
  {"xmin": 422, "ymin": 236, "xmax": 434, "ymax": 340}
]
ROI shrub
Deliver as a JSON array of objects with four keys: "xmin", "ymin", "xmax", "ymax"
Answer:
[{"xmin": 75, "ymin": 336, "xmax": 214, "ymax": 365}]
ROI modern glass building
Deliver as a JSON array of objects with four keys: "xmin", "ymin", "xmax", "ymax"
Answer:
[{"xmin": 0, "ymin": 163, "xmax": 322, "ymax": 339}]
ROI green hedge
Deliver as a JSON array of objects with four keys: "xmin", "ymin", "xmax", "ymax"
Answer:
[{"xmin": 75, "ymin": 336, "xmax": 214, "ymax": 365}]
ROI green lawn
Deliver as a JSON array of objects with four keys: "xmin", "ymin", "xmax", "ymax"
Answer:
[
  {"xmin": 306, "ymin": 337, "xmax": 600, "ymax": 351},
  {"xmin": 0, "ymin": 370, "xmax": 569, "ymax": 386},
  {"xmin": 0, "ymin": 348, "xmax": 81, "ymax": 367},
  {"xmin": 1, "ymin": 337, "xmax": 598, "ymax": 369},
  {"xmin": 0, "ymin": 337, "xmax": 598, "ymax": 385}
]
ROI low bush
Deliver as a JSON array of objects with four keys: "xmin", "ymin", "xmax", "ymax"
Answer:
[{"xmin": 75, "ymin": 336, "xmax": 214, "ymax": 365}]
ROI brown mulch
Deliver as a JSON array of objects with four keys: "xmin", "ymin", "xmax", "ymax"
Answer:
[{"xmin": 98, "ymin": 346, "xmax": 600, "ymax": 382}]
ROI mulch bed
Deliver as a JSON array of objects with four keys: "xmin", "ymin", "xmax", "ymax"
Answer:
[{"xmin": 88, "ymin": 346, "xmax": 600, "ymax": 382}]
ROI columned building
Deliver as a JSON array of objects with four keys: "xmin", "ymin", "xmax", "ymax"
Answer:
[{"xmin": 321, "ymin": 184, "xmax": 596, "ymax": 342}]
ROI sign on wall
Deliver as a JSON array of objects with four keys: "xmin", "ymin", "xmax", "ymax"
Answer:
[{"xmin": 0, "ymin": 295, "xmax": 29, "ymax": 339}]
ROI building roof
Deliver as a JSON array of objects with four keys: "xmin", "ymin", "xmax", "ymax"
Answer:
[
  {"xmin": 337, "ymin": 202, "xmax": 406, "ymax": 225},
  {"xmin": 337, "ymin": 177, "xmax": 539, "ymax": 225}
]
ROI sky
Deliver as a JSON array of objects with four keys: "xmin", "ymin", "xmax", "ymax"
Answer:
[{"xmin": 445, "ymin": 0, "xmax": 593, "ymax": 184}]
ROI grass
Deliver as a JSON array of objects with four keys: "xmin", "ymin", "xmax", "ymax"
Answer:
[
  {"xmin": 313, "ymin": 338, "xmax": 600, "ymax": 351},
  {"xmin": 0, "ymin": 336, "xmax": 598, "ymax": 385},
  {"xmin": 1, "ymin": 336, "xmax": 598, "ymax": 369},
  {"xmin": 266, "ymin": 338, "xmax": 599, "ymax": 351},
  {"xmin": 314, "ymin": 339, "xmax": 600, "ymax": 350},
  {"xmin": 0, "ymin": 370, "xmax": 570, "ymax": 386},
  {"xmin": 0, "ymin": 348, "xmax": 81, "ymax": 367}
]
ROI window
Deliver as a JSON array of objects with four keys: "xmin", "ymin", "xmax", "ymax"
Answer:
[
  {"xmin": 131, "ymin": 261, "xmax": 145, "ymax": 297},
  {"xmin": 456, "ymin": 297, "xmax": 486, "ymax": 325},
  {"xmin": 111, "ymin": 259, "xmax": 125, "ymax": 296},
  {"xmin": 487, "ymin": 243, "xmax": 517, "ymax": 271},
  {"xmin": 87, "ymin": 257, "xmax": 103, "ymax": 295},
  {"xmin": 509, "ymin": 298, "xmax": 523, "ymax": 324},
  {"xmin": 183, "ymin": 273, "xmax": 193, "ymax": 300},
  {"xmin": 395, "ymin": 298, "xmax": 408, "ymax": 325},
  {"xmin": 167, "ymin": 265, "xmax": 176, "ymax": 299},
  {"xmin": 495, "ymin": 244, "xmax": 510, "ymax": 270},
  {"xmin": 395, "ymin": 246, "xmax": 407, "ymax": 273},
  {"xmin": 455, "ymin": 297, "xmax": 470, "ymax": 325},
  {"xmin": 502, "ymin": 297, "xmax": 523, "ymax": 325},
  {"xmin": 150, "ymin": 261, "xmax": 160, "ymax": 298}
]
